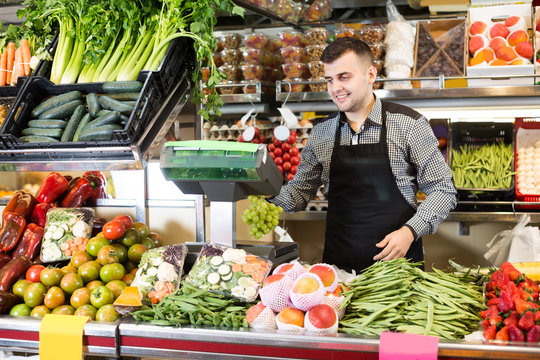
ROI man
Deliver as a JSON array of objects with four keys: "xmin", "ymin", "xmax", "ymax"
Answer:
[{"xmin": 269, "ymin": 37, "xmax": 457, "ymax": 272}]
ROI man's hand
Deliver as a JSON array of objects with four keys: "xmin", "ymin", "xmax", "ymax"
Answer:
[{"xmin": 373, "ymin": 226, "xmax": 415, "ymax": 261}]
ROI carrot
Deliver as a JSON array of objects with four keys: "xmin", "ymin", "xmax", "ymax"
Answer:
[
  {"xmin": 74, "ymin": 237, "xmax": 82, "ymax": 245},
  {"xmin": 0, "ymin": 52, "xmax": 6, "ymax": 87},
  {"xmin": 245, "ymin": 255, "xmax": 258, "ymax": 263},
  {"xmin": 252, "ymin": 272, "xmax": 263, "ymax": 283},
  {"xmin": 242, "ymin": 263, "xmax": 254, "ymax": 274},
  {"xmin": 78, "ymin": 244, "xmax": 86, "ymax": 251},
  {"xmin": 11, "ymin": 47, "xmax": 23, "ymax": 86},
  {"xmin": 232, "ymin": 263, "xmax": 242, "ymax": 273},
  {"xmin": 252, "ymin": 262, "xmax": 262, "ymax": 272},
  {"xmin": 20, "ymin": 39, "xmax": 31, "ymax": 76},
  {"xmin": 60, "ymin": 243, "xmax": 69, "ymax": 251},
  {"xmin": 5, "ymin": 42, "xmax": 15, "ymax": 85}
]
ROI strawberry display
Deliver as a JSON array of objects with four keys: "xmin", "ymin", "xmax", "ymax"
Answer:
[
  {"xmin": 268, "ymin": 131, "xmax": 300, "ymax": 182},
  {"xmin": 481, "ymin": 261, "xmax": 540, "ymax": 341}
]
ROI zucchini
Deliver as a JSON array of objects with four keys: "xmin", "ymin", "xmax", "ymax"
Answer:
[
  {"xmin": 218, "ymin": 264, "xmax": 231, "ymax": 276},
  {"xmin": 119, "ymin": 114, "xmax": 129, "ymax": 125},
  {"xmin": 39, "ymin": 99, "xmax": 84, "ymax": 120},
  {"xmin": 72, "ymin": 113, "xmax": 92, "ymax": 142},
  {"xmin": 97, "ymin": 109, "xmax": 112, "ymax": 117},
  {"xmin": 31, "ymin": 91, "xmax": 83, "ymax": 118},
  {"xmin": 21, "ymin": 127, "xmax": 63, "ymax": 138},
  {"xmin": 78, "ymin": 124, "xmax": 122, "ymax": 141},
  {"xmin": 61, "ymin": 104, "xmax": 86, "ymax": 142},
  {"xmin": 210, "ymin": 256, "xmax": 224, "ymax": 267},
  {"xmin": 18, "ymin": 135, "xmax": 60, "ymax": 143},
  {"xmin": 106, "ymin": 92, "xmax": 141, "ymax": 101},
  {"xmin": 84, "ymin": 111, "xmax": 120, "ymax": 130},
  {"xmin": 207, "ymin": 273, "xmax": 220, "ymax": 285},
  {"xmin": 121, "ymin": 101, "xmax": 137, "ymax": 107},
  {"xmin": 103, "ymin": 81, "xmax": 142, "ymax": 93},
  {"xmin": 27, "ymin": 119, "xmax": 68, "ymax": 129},
  {"xmin": 86, "ymin": 93, "xmax": 101, "ymax": 117},
  {"xmin": 98, "ymin": 95, "xmax": 134, "ymax": 114}
]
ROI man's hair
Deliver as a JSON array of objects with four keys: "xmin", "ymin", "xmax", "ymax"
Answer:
[{"xmin": 321, "ymin": 37, "xmax": 374, "ymax": 65}]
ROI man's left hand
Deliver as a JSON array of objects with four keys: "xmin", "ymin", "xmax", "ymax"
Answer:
[{"xmin": 373, "ymin": 226, "xmax": 415, "ymax": 261}]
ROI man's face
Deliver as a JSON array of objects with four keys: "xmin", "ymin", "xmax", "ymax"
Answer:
[{"xmin": 324, "ymin": 51, "xmax": 377, "ymax": 114}]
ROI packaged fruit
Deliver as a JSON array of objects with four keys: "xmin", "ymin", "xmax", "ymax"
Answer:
[
  {"xmin": 268, "ymin": 39, "xmax": 283, "ymax": 53},
  {"xmin": 241, "ymin": 64, "xmax": 272, "ymax": 81},
  {"xmin": 309, "ymin": 77, "xmax": 327, "ymax": 92},
  {"xmin": 335, "ymin": 27, "xmax": 359, "ymax": 39},
  {"xmin": 241, "ymin": 48, "xmax": 274, "ymax": 66},
  {"xmin": 280, "ymin": 46, "xmax": 305, "ymax": 63},
  {"xmin": 218, "ymin": 64, "xmax": 241, "ymax": 81},
  {"xmin": 368, "ymin": 42, "xmax": 385, "ymax": 59},
  {"xmin": 220, "ymin": 32, "xmax": 242, "ymax": 49},
  {"xmin": 302, "ymin": 0, "xmax": 332, "ymax": 22},
  {"xmin": 305, "ymin": 44, "xmax": 326, "ymax": 62},
  {"xmin": 219, "ymin": 49, "xmax": 242, "ymax": 64},
  {"xmin": 212, "ymin": 53, "xmax": 223, "ymax": 67},
  {"xmin": 277, "ymin": 0, "xmax": 303, "ymax": 22},
  {"xmin": 244, "ymin": 33, "xmax": 270, "ymax": 50},
  {"xmin": 218, "ymin": 80, "xmax": 241, "ymax": 95},
  {"xmin": 40, "ymin": 208, "xmax": 94, "ymax": 263},
  {"xmin": 184, "ymin": 243, "xmax": 272, "ymax": 302},
  {"xmin": 282, "ymin": 63, "xmax": 309, "ymax": 78},
  {"xmin": 202, "ymin": 67, "xmax": 210, "ymax": 82},
  {"xmin": 241, "ymin": 80, "xmax": 273, "ymax": 95},
  {"xmin": 308, "ymin": 61, "xmax": 324, "ymax": 78},
  {"xmin": 278, "ymin": 31, "xmax": 307, "ymax": 47},
  {"xmin": 306, "ymin": 27, "xmax": 330, "ymax": 45},
  {"xmin": 358, "ymin": 25, "xmax": 385, "ymax": 43},
  {"xmin": 304, "ymin": 304, "xmax": 338, "ymax": 335},
  {"xmin": 130, "ymin": 244, "xmax": 187, "ymax": 304},
  {"xmin": 283, "ymin": 77, "xmax": 307, "ymax": 92}
]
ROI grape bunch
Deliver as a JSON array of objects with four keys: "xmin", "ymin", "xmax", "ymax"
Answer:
[{"xmin": 242, "ymin": 195, "xmax": 283, "ymax": 239}]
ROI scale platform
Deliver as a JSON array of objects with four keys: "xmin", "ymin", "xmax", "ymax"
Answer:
[{"xmin": 160, "ymin": 140, "xmax": 299, "ymax": 267}]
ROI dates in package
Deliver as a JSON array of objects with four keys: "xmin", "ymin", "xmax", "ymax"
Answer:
[
  {"xmin": 131, "ymin": 244, "xmax": 187, "ymax": 304},
  {"xmin": 184, "ymin": 244, "xmax": 272, "ymax": 302}
]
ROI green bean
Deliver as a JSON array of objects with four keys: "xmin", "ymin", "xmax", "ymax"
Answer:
[{"xmin": 424, "ymin": 301, "xmax": 434, "ymax": 335}]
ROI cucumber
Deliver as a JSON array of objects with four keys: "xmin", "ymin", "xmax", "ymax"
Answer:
[
  {"xmin": 84, "ymin": 111, "xmax": 120, "ymax": 130},
  {"xmin": 27, "ymin": 119, "xmax": 68, "ymax": 129},
  {"xmin": 121, "ymin": 101, "xmax": 137, "ymax": 106},
  {"xmin": 18, "ymin": 135, "xmax": 60, "ymax": 143},
  {"xmin": 61, "ymin": 104, "xmax": 86, "ymax": 142},
  {"xmin": 103, "ymin": 81, "xmax": 142, "ymax": 93},
  {"xmin": 31, "ymin": 91, "xmax": 83, "ymax": 118},
  {"xmin": 78, "ymin": 124, "xmax": 122, "ymax": 141},
  {"xmin": 119, "ymin": 114, "xmax": 129, "ymax": 125},
  {"xmin": 106, "ymin": 92, "xmax": 141, "ymax": 101},
  {"xmin": 97, "ymin": 109, "xmax": 112, "ymax": 117},
  {"xmin": 207, "ymin": 273, "xmax": 220, "ymax": 285},
  {"xmin": 210, "ymin": 256, "xmax": 224, "ymax": 267},
  {"xmin": 21, "ymin": 127, "xmax": 63, "ymax": 138},
  {"xmin": 221, "ymin": 272, "xmax": 233, "ymax": 281},
  {"xmin": 98, "ymin": 95, "xmax": 134, "ymax": 114},
  {"xmin": 72, "ymin": 113, "xmax": 92, "ymax": 142},
  {"xmin": 86, "ymin": 92, "xmax": 101, "ymax": 117},
  {"xmin": 218, "ymin": 264, "xmax": 231, "ymax": 276},
  {"xmin": 39, "ymin": 99, "xmax": 84, "ymax": 120}
]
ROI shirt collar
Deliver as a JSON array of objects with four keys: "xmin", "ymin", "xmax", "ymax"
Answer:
[{"xmin": 338, "ymin": 95, "xmax": 383, "ymax": 127}]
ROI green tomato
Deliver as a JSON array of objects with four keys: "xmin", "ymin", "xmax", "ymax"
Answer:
[
  {"xmin": 141, "ymin": 237, "xmax": 156, "ymax": 250},
  {"xmin": 30, "ymin": 305, "xmax": 50, "ymax": 318},
  {"xmin": 78, "ymin": 261, "xmax": 102, "ymax": 284},
  {"xmin": 90, "ymin": 286, "xmax": 114, "ymax": 309},
  {"xmin": 112, "ymin": 244, "xmax": 128, "ymax": 263},
  {"xmin": 10, "ymin": 303, "xmax": 32, "ymax": 317},
  {"xmin": 74, "ymin": 304, "xmax": 97, "ymax": 320},
  {"xmin": 12, "ymin": 279, "xmax": 31, "ymax": 298},
  {"xmin": 87, "ymin": 236, "xmax": 110, "ymax": 258},
  {"xmin": 60, "ymin": 273, "xmax": 84, "ymax": 294},
  {"xmin": 40, "ymin": 268, "xmax": 63, "ymax": 287},
  {"xmin": 132, "ymin": 222, "xmax": 149, "ymax": 239},
  {"xmin": 100, "ymin": 263, "xmax": 125, "ymax": 283},
  {"xmin": 24, "ymin": 282, "xmax": 47, "ymax": 308},
  {"xmin": 119, "ymin": 228, "xmax": 140, "ymax": 247},
  {"xmin": 52, "ymin": 305, "xmax": 75, "ymax": 315},
  {"xmin": 95, "ymin": 304, "xmax": 120, "ymax": 322}
]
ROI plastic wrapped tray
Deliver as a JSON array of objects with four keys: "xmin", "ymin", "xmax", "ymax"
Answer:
[
  {"xmin": 515, "ymin": 117, "xmax": 540, "ymax": 209},
  {"xmin": 184, "ymin": 243, "xmax": 272, "ymax": 302}
]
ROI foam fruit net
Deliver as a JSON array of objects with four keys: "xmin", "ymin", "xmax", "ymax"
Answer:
[
  {"xmin": 259, "ymin": 275, "xmax": 295, "ymax": 313},
  {"xmin": 251, "ymin": 306, "xmax": 277, "ymax": 330},
  {"xmin": 273, "ymin": 260, "xmax": 306, "ymax": 281},
  {"xmin": 304, "ymin": 307, "xmax": 339, "ymax": 335},
  {"xmin": 290, "ymin": 273, "xmax": 326, "ymax": 312},
  {"xmin": 322, "ymin": 293, "xmax": 346, "ymax": 320},
  {"xmin": 308, "ymin": 263, "xmax": 338, "ymax": 293},
  {"xmin": 276, "ymin": 313, "xmax": 305, "ymax": 333}
]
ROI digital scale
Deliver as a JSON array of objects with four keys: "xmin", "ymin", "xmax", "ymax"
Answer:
[{"xmin": 160, "ymin": 140, "xmax": 299, "ymax": 268}]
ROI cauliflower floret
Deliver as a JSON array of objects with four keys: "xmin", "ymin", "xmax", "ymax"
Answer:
[
  {"xmin": 72, "ymin": 220, "xmax": 91, "ymax": 238},
  {"xmin": 157, "ymin": 262, "xmax": 178, "ymax": 283}
]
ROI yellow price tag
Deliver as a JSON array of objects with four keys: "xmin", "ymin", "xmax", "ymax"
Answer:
[{"xmin": 39, "ymin": 314, "xmax": 89, "ymax": 360}]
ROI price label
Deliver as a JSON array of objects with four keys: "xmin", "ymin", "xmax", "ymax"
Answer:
[{"xmin": 379, "ymin": 332, "xmax": 438, "ymax": 360}]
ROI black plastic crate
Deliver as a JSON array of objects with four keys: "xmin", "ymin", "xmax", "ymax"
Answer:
[
  {"xmin": 448, "ymin": 121, "xmax": 515, "ymax": 201},
  {"xmin": 0, "ymin": 71, "xmax": 163, "ymax": 150},
  {"xmin": 35, "ymin": 34, "xmax": 194, "ymax": 96}
]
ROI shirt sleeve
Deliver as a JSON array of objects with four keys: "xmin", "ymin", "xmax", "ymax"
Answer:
[
  {"xmin": 268, "ymin": 135, "xmax": 324, "ymax": 212},
  {"xmin": 404, "ymin": 116, "xmax": 457, "ymax": 238}
]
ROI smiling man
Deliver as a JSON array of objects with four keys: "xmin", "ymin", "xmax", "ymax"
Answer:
[{"xmin": 269, "ymin": 37, "xmax": 457, "ymax": 272}]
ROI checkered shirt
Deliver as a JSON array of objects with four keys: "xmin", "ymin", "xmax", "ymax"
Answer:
[{"xmin": 271, "ymin": 96, "xmax": 457, "ymax": 239}]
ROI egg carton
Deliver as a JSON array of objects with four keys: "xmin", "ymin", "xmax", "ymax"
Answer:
[{"xmin": 515, "ymin": 118, "xmax": 540, "ymax": 208}]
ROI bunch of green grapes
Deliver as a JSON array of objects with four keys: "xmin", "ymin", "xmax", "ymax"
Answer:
[{"xmin": 242, "ymin": 195, "xmax": 283, "ymax": 239}]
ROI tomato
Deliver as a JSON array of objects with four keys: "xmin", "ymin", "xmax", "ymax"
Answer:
[
  {"xmin": 87, "ymin": 280, "xmax": 105, "ymax": 292},
  {"xmin": 283, "ymin": 161, "xmax": 292, "ymax": 171},
  {"xmin": 70, "ymin": 251, "xmax": 93, "ymax": 269},
  {"xmin": 147, "ymin": 232, "xmax": 162, "ymax": 248},
  {"xmin": 287, "ymin": 134, "xmax": 296, "ymax": 145},
  {"xmin": 438, "ymin": 137, "xmax": 447, "ymax": 149},
  {"xmin": 52, "ymin": 305, "xmax": 75, "ymax": 315},
  {"xmin": 30, "ymin": 305, "xmax": 51, "ymax": 318},
  {"xmin": 74, "ymin": 304, "xmax": 97, "ymax": 320},
  {"xmin": 70, "ymin": 287, "xmax": 91, "ymax": 309},
  {"xmin": 119, "ymin": 228, "xmax": 140, "ymax": 247},
  {"xmin": 97, "ymin": 245, "xmax": 120, "ymax": 265},
  {"xmin": 128, "ymin": 244, "xmax": 147, "ymax": 264},
  {"xmin": 141, "ymin": 237, "xmax": 156, "ymax": 250},
  {"xmin": 102, "ymin": 220, "xmax": 126, "ymax": 240},
  {"xmin": 40, "ymin": 267, "xmax": 63, "ymax": 287},
  {"xmin": 95, "ymin": 304, "xmax": 121, "ymax": 322},
  {"xmin": 113, "ymin": 215, "xmax": 133, "ymax": 229},
  {"xmin": 123, "ymin": 261, "xmax": 138, "ymax": 274},
  {"xmin": 273, "ymin": 148, "xmax": 283, "ymax": 157},
  {"xmin": 90, "ymin": 286, "xmax": 114, "ymax": 309},
  {"xmin": 132, "ymin": 222, "xmax": 149, "ymax": 239},
  {"xmin": 106, "ymin": 280, "xmax": 127, "ymax": 300},
  {"xmin": 291, "ymin": 165, "xmax": 298, "ymax": 175},
  {"xmin": 281, "ymin": 142, "xmax": 291, "ymax": 152},
  {"xmin": 12, "ymin": 279, "xmax": 31, "ymax": 298},
  {"xmin": 274, "ymin": 156, "xmax": 283, "ymax": 166},
  {"xmin": 61, "ymin": 265, "xmax": 77, "ymax": 276},
  {"xmin": 112, "ymin": 243, "xmax": 128, "ymax": 263},
  {"xmin": 26, "ymin": 264, "xmax": 45, "ymax": 283},
  {"xmin": 287, "ymin": 173, "xmax": 295, "ymax": 181},
  {"xmin": 87, "ymin": 235, "xmax": 110, "ymax": 258},
  {"xmin": 10, "ymin": 303, "xmax": 32, "ymax": 317},
  {"xmin": 289, "ymin": 146, "xmax": 300, "ymax": 157},
  {"xmin": 24, "ymin": 282, "xmax": 47, "ymax": 308},
  {"xmin": 283, "ymin": 153, "xmax": 291, "ymax": 162},
  {"xmin": 100, "ymin": 263, "xmax": 126, "ymax": 283},
  {"xmin": 268, "ymin": 144, "xmax": 275, "ymax": 152},
  {"xmin": 60, "ymin": 273, "xmax": 84, "ymax": 294},
  {"xmin": 290, "ymin": 156, "xmax": 300, "ymax": 165},
  {"xmin": 44, "ymin": 286, "xmax": 66, "ymax": 309},
  {"xmin": 78, "ymin": 261, "xmax": 102, "ymax": 283},
  {"xmin": 277, "ymin": 165, "xmax": 283, "ymax": 174},
  {"xmin": 122, "ymin": 273, "xmax": 135, "ymax": 286}
]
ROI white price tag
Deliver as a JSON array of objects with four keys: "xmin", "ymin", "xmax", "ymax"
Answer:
[
  {"xmin": 278, "ymin": 106, "xmax": 298, "ymax": 128},
  {"xmin": 240, "ymin": 109, "xmax": 255, "ymax": 126},
  {"xmin": 274, "ymin": 125, "xmax": 290, "ymax": 141},
  {"xmin": 243, "ymin": 126, "xmax": 255, "ymax": 141}
]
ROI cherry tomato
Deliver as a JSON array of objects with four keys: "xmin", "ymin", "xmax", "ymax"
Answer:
[
  {"xmin": 281, "ymin": 142, "xmax": 291, "ymax": 152},
  {"xmin": 289, "ymin": 147, "xmax": 300, "ymax": 156},
  {"xmin": 283, "ymin": 161, "xmax": 292, "ymax": 171},
  {"xmin": 26, "ymin": 264, "xmax": 45, "ymax": 283},
  {"xmin": 268, "ymin": 144, "xmax": 276, "ymax": 152},
  {"xmin": 113, "ymin": 215, "xmax": 133, "ymax": 229},
  {"xmin": 283, "ymin": 153, "xmax": 291, "ymax": 162},
  {"xmin": 102, "ymin": 220, "xmax": 126, "ymax": 240}
]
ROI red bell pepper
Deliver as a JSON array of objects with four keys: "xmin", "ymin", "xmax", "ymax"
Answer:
[
  {"xmin": 0, "ymin": 212, "xmax": 26, "ymax": 252},
  {"xmin": 83, "ymin": 171, "xmax": 108, "ymax": 200},
  {"xmin": 0, "ymin": 255, "xmax": 32, "ymax": 292},
  {"xmin": 61, "ymin": 177, "xmax": 93, "ymax": 207},
  {"xmin": 0, "ymin": 254, "xmax": 11, "ymax": 269},
  {"xmin": 11, "ymin": 223, "xmax": 44, "ymax": 261},
  {"xmin": 3, "ymin": 191, "xmax": 37, "ymax": 220},
  {"xmin": 31, "ymin": 203, "xmax": 56, "ymax": 228},
  {"xmin": 36, "ymin": 172, "xmax": 68, "ymax": 204}
]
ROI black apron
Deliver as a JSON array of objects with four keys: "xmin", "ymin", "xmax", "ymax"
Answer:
[{"xmin": 322, "ymin": 102, "xmax": 424, "ymax": 273}]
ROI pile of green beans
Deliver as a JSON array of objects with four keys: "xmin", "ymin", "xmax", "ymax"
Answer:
[
  {"xmin": 132, "ymin": 282, "xmax": 250, "ymax": 329},
  {"xmin": 339, "ymin": 259, "xmax": 484, "ymax": 339},
  {"xmin": 451, "ymin": 142, "xmax": 513, "ymax": 189}
]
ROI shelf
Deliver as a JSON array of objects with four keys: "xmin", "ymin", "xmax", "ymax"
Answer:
[{"xmin": 232, "ymin": 0, "xmax": 301, "ymax": 27}]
